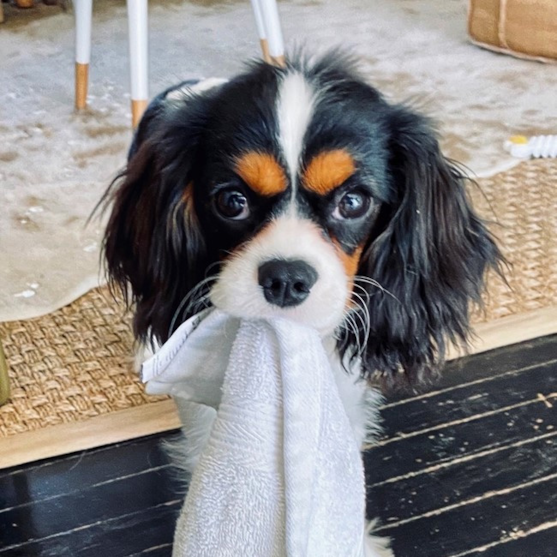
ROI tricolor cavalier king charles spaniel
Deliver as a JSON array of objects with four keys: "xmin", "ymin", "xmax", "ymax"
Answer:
[{"xmin": 103, "ymin": 52, "xmax": 502, "ymax": 555}]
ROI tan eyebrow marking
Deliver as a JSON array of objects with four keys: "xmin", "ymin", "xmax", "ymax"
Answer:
[
  {"xmin": 234, "ymin": 151, "xmax": 288, "ymax": 197},
  {"xmin": 303, "ymin": 149, "xmax": 356, "ymax": 195}
]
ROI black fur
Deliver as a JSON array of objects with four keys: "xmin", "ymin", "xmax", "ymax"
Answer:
[
  {"xmin": 102, "ymin": 51, "xmax": 503, "ymax": 387},
  {"xmin": 102, "ymin": 86, "xmax": 216, "ymax": 343},
  {"xmin": 340, "ymin": 106, "xmax": 503, "ymax": 388}
]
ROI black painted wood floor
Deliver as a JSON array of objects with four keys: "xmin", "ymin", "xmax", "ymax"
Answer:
[{"xmin": 1, "ymin": 335, "xmax": 556, "ymax": 556}]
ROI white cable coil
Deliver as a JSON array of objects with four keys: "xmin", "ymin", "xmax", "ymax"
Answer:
[
  {"xmin": 506, "ymin": 135, "xmax": 557, "ymax": 159},
  {"xmin": 530, "ymin": 135, "xmax": 557, "ymax": 158}
]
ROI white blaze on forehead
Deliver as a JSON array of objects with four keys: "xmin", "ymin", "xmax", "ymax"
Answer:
[{"xmin": 276, "ymin": 71, "xmax": 317, "ymax": 186}]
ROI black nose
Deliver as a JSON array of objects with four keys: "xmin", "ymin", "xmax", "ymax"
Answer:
[{"xmin": 258, "ymin": 259, "xmax": 318, "ymax": 308}]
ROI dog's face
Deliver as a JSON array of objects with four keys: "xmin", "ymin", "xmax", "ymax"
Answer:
[
  {"xmin": 196, "ymin": 70, "xmax": 394, "ymax": 335},
  {"xmin": 104, "ymin": 53, "xmax": 502, "ymax": 387}
]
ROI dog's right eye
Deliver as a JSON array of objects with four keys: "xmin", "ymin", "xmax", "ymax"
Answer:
[
  {"xmin": 215, "ymin": 189, "xmax": 250, "ymax": 220},
  {"xmin": 332, "ymin": 190, "xmax": 371, "ymax": 220}
]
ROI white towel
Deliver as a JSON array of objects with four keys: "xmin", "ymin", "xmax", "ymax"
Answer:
[{"xmin": 142, "ymin": 310, "xmax": 366, "ymax": 557}]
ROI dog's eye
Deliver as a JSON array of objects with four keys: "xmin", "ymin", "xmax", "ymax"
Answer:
[
  {"xmin": 333, "ymin": 191, "xmax": 370, "ymax": 220},
  {"xmin": 215, "ymin": 189, "xmax": 250, "ymax": 220}
]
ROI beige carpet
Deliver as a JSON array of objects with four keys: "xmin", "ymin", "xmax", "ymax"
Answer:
[
  {"xmin": 1, "ymin": 158, "xmax": 556, "ymax": 470},
  {"xmin": 1, "ymin": 0, "xmax": 556, "ymax": 322}
]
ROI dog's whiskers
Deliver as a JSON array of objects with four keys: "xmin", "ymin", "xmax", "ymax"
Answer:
[
  {"xmin": 168, "ymin": 275, "xmax": 219, "ymax": 337},
  {"xmin": 345, "ymin": 312, "xmax": 366, "ymax": 356},
  {"xmin": 341, "ymin": 312, "xmax": 362, "ymax": 356},
  {"xmin": 338, "ymin": 283, "xmax": 373, "ymax": 357},
  {"xmin": 351, "ymin": 291, "xmax": 371, "ymax": 341},
  {"xmin": 353, "ymin": 275, "xmax": 399, "ymax": 302},
  {"xmin": 204, "ymin": 261, "xmax": 222, "ymax": 278}
]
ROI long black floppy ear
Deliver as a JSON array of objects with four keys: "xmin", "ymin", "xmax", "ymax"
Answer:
[
  {"xmin": 102, "ymin": 87, "xmax": 213, "ymax": 345},
  {"xmin": 355, "ymin": 106, "xmax": 503, "ymax": 388}
]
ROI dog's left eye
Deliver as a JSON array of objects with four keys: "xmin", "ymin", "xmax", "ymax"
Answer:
[
  {"xmin": 333, "ymin": 191, "xmax": 371, "ymax": 220},
  {"xmin": 215, "ymin": 189, "xmax": 250, "ymax": 220}
]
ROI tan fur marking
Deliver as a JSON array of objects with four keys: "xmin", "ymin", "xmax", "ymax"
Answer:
[
  {"xmin": 183, "ymin": 182, "xmax": 194, "ymax": 205},
  {"xmin": 336, "ymin": 244, "xmax": 364, "ymax": 280},
  {"xmin": 333, "ymin": 242, "xmax": 364, "ymax": 309},
  {"xmin": 234, "ymin": 152, "xmax": 287, "ymax": 197},
  {"xmin": 172, "ymin": 182, "xmax": 198, "ymax": 235},
  {"xmin": 303, "ymin": 150, "xmax": 356, "ymax": 195}
]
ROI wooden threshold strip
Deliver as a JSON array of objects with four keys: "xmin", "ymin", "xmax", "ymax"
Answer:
[
  {"xmin": 448, "ymin": 305, "xmax": 557, "ymax": 360},
  {"xmin": 0, "ymin": 399, "xmax": 181, "ymax": 470}
]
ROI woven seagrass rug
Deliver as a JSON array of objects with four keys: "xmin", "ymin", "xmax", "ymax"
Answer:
[{"xmin": 1, "ymin": 159, "xmax": 556, "ymax": 469}]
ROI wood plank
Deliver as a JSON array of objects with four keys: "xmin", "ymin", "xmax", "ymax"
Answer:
[
  {"xmin": 0, "ymin": 465, "xmax": 184, "ymax": 549},
  {"xmin": 385, "ymin": 333, "xmax": 557, "ymax": 405},
  {"xmin": 0, "ymin": 432, "xmax": 180, "ymax": 511},
  {"xmin": 458, "ymin": 522, "xmax": 557, "ymax": 557},
  {"xmin": 373, "ymin": 476, "xmax": 557, "ymax": 557},
  {"xmin": 367, "ymin": 435, "xmax": 557, "ymax": 523},
  {"xmin": 131, "ymin": 543, "xmax": 174, "ymax": 556},
  {"xmin": 366, "ymin": 392, "xmax": 557, "ymax": 485},
  {"xmin": 380, "ymin": 358, "xmax": 557, "ymax": 438},
  {"xmin": 0, "ymin": 501, "xmax": 180, "ymax": 557}
]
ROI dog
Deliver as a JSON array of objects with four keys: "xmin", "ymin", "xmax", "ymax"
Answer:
[{"xmin": 102, "ymin": 51, "xmax": 502, "ymax": 555}]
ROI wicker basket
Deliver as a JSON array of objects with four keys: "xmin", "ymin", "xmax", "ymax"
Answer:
[{"xmin": 468, "ymin": 0, "xmax": 557, "ymax": 63}]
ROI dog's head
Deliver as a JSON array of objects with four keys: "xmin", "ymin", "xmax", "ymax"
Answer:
[{"xmin": 103, "ymin": 52, "xmax": 502, "ymax": 388}]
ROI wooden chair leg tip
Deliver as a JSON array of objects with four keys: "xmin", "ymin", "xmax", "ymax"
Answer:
[
  {"xmin": 75, "ymin": 63, "xmax": 89, "ymax": 110},
  {"xmin": 131, "ymin": 99, "xmax": 148, "ymax": 129}
]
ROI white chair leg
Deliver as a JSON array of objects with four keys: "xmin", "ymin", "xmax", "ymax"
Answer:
[
  {"xmin": 127, "ymin": 0, "xmax": 149, "ymax": 128},
  {"xmin": 250, "ymin": 0, "xmax": 272, "ymax": 63},
  {"xmin": 258, "ymin": 0, "xmax": 285, "ymax": 66},
  {"xmin": 74, "ymin": 0, "xmax": 93, "ymax": 110}
]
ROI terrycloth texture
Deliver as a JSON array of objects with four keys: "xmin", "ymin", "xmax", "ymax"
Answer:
[{"xmin": 142, "ymin": 310, "xmax": 366, "ymax": 557}]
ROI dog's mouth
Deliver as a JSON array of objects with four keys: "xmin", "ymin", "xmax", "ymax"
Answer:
[{"xmin": 209, "ymin": 217, "xmax": 350, "ymax": 335}]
